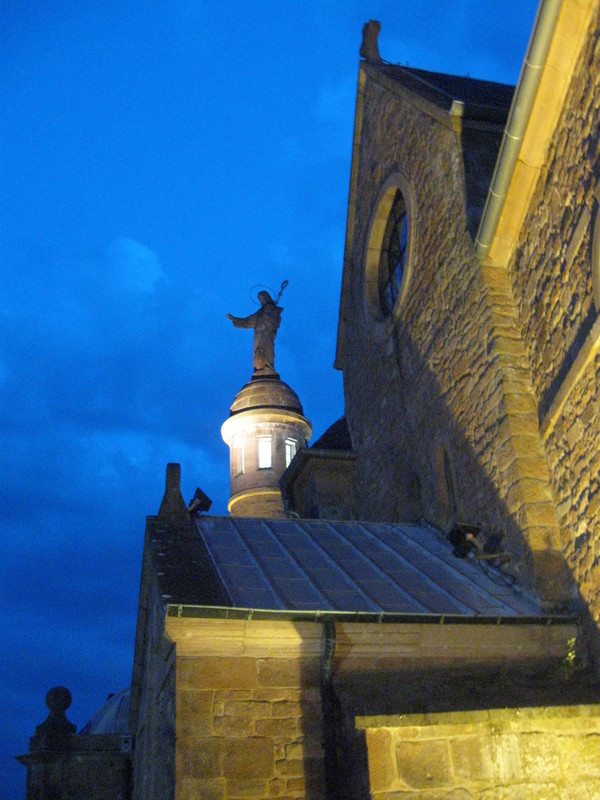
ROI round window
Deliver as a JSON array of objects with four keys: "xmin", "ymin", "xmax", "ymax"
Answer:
[
  {"xmin": 379, "ymin": 190, "xmax": 409, "ymax": 315},
  {"xmin": 364, "ymin": 175, "xmax": 414, "ymax": 330}
]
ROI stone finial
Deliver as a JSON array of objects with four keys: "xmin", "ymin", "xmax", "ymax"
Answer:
[
  {"xmin": 360, "ymin": 20, "xmax": 382, "ymax": 63},
  {"xmin": 30, "ymin": 686, "xmax": 76, "ymax": 751},
  {"xmin": 46, "ymin": 686, "xmax": 73, "ymax": 716}
]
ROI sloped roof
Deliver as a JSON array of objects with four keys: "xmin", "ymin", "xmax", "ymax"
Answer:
[
  {"xmin": 311, "ymin": 416, "xmax": 353, "ymax": 451},
  {"xmin": 183, "ymin": 516, "xmax": 545, "ymax": 617},
  {"xmin": 376, "ymin": 64, "xmax": 514, "ymax": 116}
]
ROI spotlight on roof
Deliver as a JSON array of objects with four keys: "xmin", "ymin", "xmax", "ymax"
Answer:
[
  {"xmin": 448, "ymin": 523, "xmax": 482, "ymax": 558},
  {"xmin": 188, "ymin": 487, "xmax": 212, "ymax": 515}
]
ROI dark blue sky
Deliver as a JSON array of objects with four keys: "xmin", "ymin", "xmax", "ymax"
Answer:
[{"xmin": 1, "ymin": 2, "xmax": 538, "ymax": 796}]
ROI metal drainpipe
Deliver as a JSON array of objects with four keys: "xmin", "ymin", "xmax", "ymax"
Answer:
[
  {"xmin": 320, "ymin": 619, "xmax": 341, "ymax": 800},
  {"xmin": 475, "ymin": 0, "xmax": 562, "ymax": 260}
]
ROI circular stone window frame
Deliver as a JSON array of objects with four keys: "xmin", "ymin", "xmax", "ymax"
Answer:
[{"xmin": 363, "ymin": 172, "xmax": 416, "ymax": 340}]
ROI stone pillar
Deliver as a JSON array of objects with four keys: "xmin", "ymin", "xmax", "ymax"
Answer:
[
  {"xmin": 17, "ymin": 687, "xmax": 133, "ymax": 800},
  {"xmin": 17, "ymin": 687, "xmax": 77, "ymax": 800}
]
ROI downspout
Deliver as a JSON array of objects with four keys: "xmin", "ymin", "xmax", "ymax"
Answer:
[
  {"xmin": 475, "ymin": 0, "xmax": 562, "ymax": 260},
  {"xmin": 320, "ymin": 619, "xmax": 341, "ymax": 800}
]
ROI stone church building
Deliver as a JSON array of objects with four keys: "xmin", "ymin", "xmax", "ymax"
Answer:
[{"xmin": 19, "ymin": 1, "xmax": 600, "ymax": 797}]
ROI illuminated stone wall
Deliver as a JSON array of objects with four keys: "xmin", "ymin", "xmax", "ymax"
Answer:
[
  {"xmin": 339, "ymin": 66, "xmax": 566, "ymax": 599},
  {"xmin": 505, "ymin": 10, "xmax": 600, "ymax": 626},
  {"xmin": 168, "ymin": 619, "xmax": 326, "ymax": 800},
  {"xmin": 358, "ymin": 705, "xmax": 600, "ymax": 799}
]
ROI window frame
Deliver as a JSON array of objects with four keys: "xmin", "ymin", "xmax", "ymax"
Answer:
[
  {"xmin": 285, "ymin": 438, "xmax": 297, "ymax": 468},
  {"xmin": 364, "ymin": 173, "xmax": 415, "ymax": 338},
  {"xmin": 258, "ymin": 436, "xmax": 272, "ymax": 470},
  {"xmin": 379, "ymin": 190, "xmax": 409, "ymax": 315}
]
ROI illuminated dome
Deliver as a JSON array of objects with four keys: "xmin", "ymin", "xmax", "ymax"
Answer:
[
  {"xmin": 222, "ymin": 376, "xmax": 312, "ymax": 518},
  {"xmin": 229, "ymin": 376, "xmax": 304, "ymax": 416}
]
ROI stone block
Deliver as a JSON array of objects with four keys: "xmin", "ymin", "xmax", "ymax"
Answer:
[
  {"xmin": 224, "ymin": 699, "xmax": 272, "ymax": 718},
  {"xmin": 257, "ymin": 657, "xmax": 319, "ymax": 688},
  {"xmin": 176, "ymin": 778, "xmax": 225, "ymax": 800},
  {"xmin": 176, "ymin": 689, "xmax": 213, "ymax": 737},
  {"xmin": 502, "ymin": 392, "xmax": 538, "ymax": 417},
  {"xmin": 450, "ymin": 735, "xmax": 494, "ymax": 782},
  {"xmin": 365, "ymin": 728, "xmax": 395, "ymax": 792},
  {"xmin": 286, "ymin": 776, "xmax": 305, "ymax": 793},
  {"xmin": 177, "ymin": 738, "xmax": 222, "ymax": 779},
  {"xmin": 213, "ymin": 715, "xmax": 254, "ymax": 737},
  {"xmin": 558, "ymin": 732, "xmax": 600, "ymax": 777},
  {"xmin": 227, "ymin": 778, "xmax": 269, "ymax": 797},
  {"xmin": 178, "ymin": 657, "xmax": 258, "ymax": 690},
  {"xmin": 395, "ymin": 738, "xmax": 452, "ymax": 788},
  {"xmin": 271, "ymin": 700, "xmax": 303, "ymax": 718},
  {"xmin": 489, "ymin": 733, "xmax": 523, "ymax": 782},
  {"xmin": 222, "ymin": 737, "xmax": 274, "ymax": 779},
  {"xmin": 213, "ymin": 690, "xmax": 253, "ymax": 714},
  {"xmin": 517, "ymin": 732, "xmax": 561, "ymax": 781},
  {"xmin": 284, "ymin": 740, "xmax": 322, "ymax": 759},
  {"xmin": 275, "ymin": 758, "xmax": 304, "ymax": 777},
  {"xmin": 255, "ymin": 717, "xmax": 300, "ymax": 739},
  {"xmin": 269, "ymin": 777, "xmax": 286, "ymax": 795}
]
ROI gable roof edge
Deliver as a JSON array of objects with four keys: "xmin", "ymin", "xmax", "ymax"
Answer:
[
  {"xmin": 335, "ymin": 66, "xmax": 366, "ymax": 370},
  {"xmin": 476, "ymin": 0, "xmax": 597, "ymax": 264}
]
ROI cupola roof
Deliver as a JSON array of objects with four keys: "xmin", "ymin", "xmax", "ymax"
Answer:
[
  {"xmin": 229, "ymin": 375, "xmax": 304, "ymax": 416},
  {"xmin": 79, "ymin": 687, "xmax": 131, "ymax": 736}
]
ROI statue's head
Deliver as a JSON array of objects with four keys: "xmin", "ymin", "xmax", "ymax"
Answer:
[{"xmin": 258, "ymin": 291, "xmax": 274, "ymax": 306}]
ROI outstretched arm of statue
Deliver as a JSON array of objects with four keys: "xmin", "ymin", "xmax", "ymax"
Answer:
[{"xmin": 226, "ymin": 311, "xmax": 259, "ymax": 329}]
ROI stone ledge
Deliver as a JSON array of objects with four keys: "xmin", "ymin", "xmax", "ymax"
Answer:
[{"xmin": 356, "ymin": 703, "xmax": 600, "ymax": 730}]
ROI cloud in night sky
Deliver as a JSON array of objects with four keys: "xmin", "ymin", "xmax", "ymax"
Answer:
[
  {"xmin": 1, "ymin": 2, "xmax": 540, "ymax": 796},
  {"xmin": 105, "ymin": 237, "xmax": 168, "ymax": 294}
]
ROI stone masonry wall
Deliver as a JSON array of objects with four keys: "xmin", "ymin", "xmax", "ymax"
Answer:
[
  {"xmin": 506, "ymin": 10, "xmax": 600, "ymax": 624},
  {"xmin": 132, "ymin": 579, "xmax": 176, "ymax": 800},
  {"xmin": 544, "ymin": 353, "xmax": 600, "ymax": 623},
  {"xmin": 359, "ymin": 705, "xmax": 600, "ymax": 799},
  {"xmin": 508, "ymin": 10, "xmax": 600, "ymax": 418},
  {"xmin": 175, "ymin": 654, "xmax": 325, "ymax": 800},
  {"xmin": 341, "ymin": 67, "xmax": 563, "ymax": 595}
]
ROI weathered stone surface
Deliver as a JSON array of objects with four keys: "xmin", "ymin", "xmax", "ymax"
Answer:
[
  {"xmin": 365, "ymin": 728, "xmax": 395, "ymax": 791},
  {"xmin": 558, "ymin": 732, "xmax": 600, "ymax": 777},
  {"xmin": 177, "ymin": 738, "xmax": 222, "ymax": 779},
  {"xmin": 503, "ymin": 7, "xmax": 600, "ymax": 625},
  {"xmin": 178, "ymin": 657, "xmax": 258, "ymax": 690},
  {"xmin": 257, "ymin": 657, "xmax": 319, "ymax": 688},
  {"xmin": 227, "ymin": 778, "xmax": 270, "ymax": 798},
  {"xmin": 518, "ymin": 732, "xmax": 561, "ymax": 781},
  {"xmin": 255, "ymin": 717, "xmax": 300, "ymax": 739},
  {"xmin": 336, "ymin": 57, "xmax": 569, "ymax": 599},
  {"xmin": 177, "ymin": 778, "xmax": 225, "ymax": 800},
  {"xmin": 395, "ymin": 739, "xmax": 452, "ymax": 788},
  {"xmin": 176, "ymin": 689, "xmax": 213, "ymax": 737},
  {"xmin": 223, "ymin": 737, "xmax": 274, "ymax": 779},
  {"xmin": 450, "ymin": 735, "xmax": 494, "ymax": 782},
  {"xmin": 363, "ymin": 705, "xmax": 600, "ymax": 800}
]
